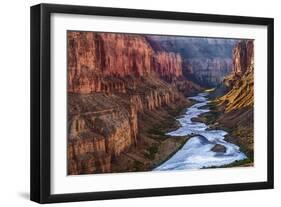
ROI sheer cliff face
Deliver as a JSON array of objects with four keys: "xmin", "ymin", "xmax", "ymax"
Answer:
[
  {"xmin": 219, "ymin": 40, "xmax": 254, "ymax": 112},
  {"xmin": 67, "ymin": 32, "xmax": 193, "ymax": 175},
  {"xmin": 68, "ymin": 32, "xmax": 185, "ymax": 94},
  {"xmin": 68, "ymin": 32, "xmax": 153, "ymax": 93},
  {"xmin": 146, "ymin": 36, "xmax": 237, "ymax": 87}
]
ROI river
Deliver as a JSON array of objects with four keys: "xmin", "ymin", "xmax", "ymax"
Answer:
[{"xmin": 154, "ymin": 92, "xmax": 247, "ymax": 171}]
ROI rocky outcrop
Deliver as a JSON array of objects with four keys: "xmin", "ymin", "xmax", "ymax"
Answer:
[{"xmin": 211, "ymin": 144, "xmax": 226, "ymax": 153}]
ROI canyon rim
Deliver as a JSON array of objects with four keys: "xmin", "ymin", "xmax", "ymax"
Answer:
[{"xmin": 67, "ymin": 31, "xmax": 254, "ymax": 175}]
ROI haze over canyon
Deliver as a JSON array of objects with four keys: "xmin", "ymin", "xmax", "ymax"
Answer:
[{"xmin": 67, "ymin": 31, "xmax": 254, "ymax": 175}]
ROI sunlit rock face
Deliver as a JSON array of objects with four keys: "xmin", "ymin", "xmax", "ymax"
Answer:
[
  {"xmin": 67, "ymin": 32, "xmax": 199, "ymax": 175},
  {"xmin": 146, "ymin": 36, "xmax": 237, "ymax": 87}
]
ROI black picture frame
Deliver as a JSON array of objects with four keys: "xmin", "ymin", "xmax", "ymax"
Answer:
[{"xmin": 30, "ymin": 3, "xmax": 274, "ymax": 204}]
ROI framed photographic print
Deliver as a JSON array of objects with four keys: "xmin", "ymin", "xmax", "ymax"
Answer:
[{"xmin": 30, "ymin": 3, "xmax": 274, "ymax": 203}]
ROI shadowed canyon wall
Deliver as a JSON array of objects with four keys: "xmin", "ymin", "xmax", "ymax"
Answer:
[
  {"xmin": 146, "ymin": 36, "xmax": 237, "ymax": 87},
  {"xmin": 67, "ymin": 32, "xmax": 198, "ymax": 174}
]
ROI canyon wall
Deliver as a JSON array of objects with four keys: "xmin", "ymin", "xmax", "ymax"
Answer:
[
  {"xmin": 68, "ymin": 32, "xmax": 153, "ymax": 93},
  {"xmin": 153, "ymin": 52, "xmax": 182, "ymax": 81},
  {"xmin": 146, "ymin": 36, "xmax": 237, "ymax": 86},
  {"xmin": 68, "ymin": 94, "xmax": 138, "ymax": 174},
  {"xmin": 219, "ymin": 40, "xmax": 254, "ymax": 112},
  {"xmin": 216, "ymin": 40, "xmax": 254, "ymax": 162},
  {"xmin": 184, "ymin": 58, "xmax": 232, "ymax": 86},
  {"xmin": 68, "ymin": 32, "xmax": 187, "ymax": 94},
  {"xmin": 67, "ymin": 32, "xmax": 193, "ymax": 174}
]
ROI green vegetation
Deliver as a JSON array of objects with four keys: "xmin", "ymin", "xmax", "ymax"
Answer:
[
  {"xmin": 167, "ymin": 107, "xmax": 184, "ymax": 117},
  {"xmin": 203, "ymin": 157, "xmax": 252, "ymax": 169},
  {"xmin": 221, "ymin": 157, "xmax": 252, "ymax": 168},
  {"xmin": 133, "ymin": 160, "xmax": 144, "ymax": 171},
  {"xmin": 147, "ymin": 128, "xmax": 167, "ymax": 137},
  {"xmin": 146, "ymin": 105, "xmax": 187, "ymax": 139},
  {"xmin": 152, "ymin": 137, "xmax": 189, "ymax": 169}
]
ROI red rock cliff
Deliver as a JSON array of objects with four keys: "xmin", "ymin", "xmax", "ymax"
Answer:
[
  {"xmin": 153, "ymin": 52, "xmax": 182, "ymax": 81},
  {"xmin": 68, "ymin": 32, "xmax": 186, "ymax": 94}
]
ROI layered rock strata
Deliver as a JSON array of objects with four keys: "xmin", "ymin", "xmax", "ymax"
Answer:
[{"xmin": 68, "ymin": 32, "xmax": 188, "ymax": 94}]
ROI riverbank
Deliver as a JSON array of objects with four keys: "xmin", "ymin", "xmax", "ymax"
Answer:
[{"xmin": 195, "ymin": 98, "xmax": 254, "ymax": 167}]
